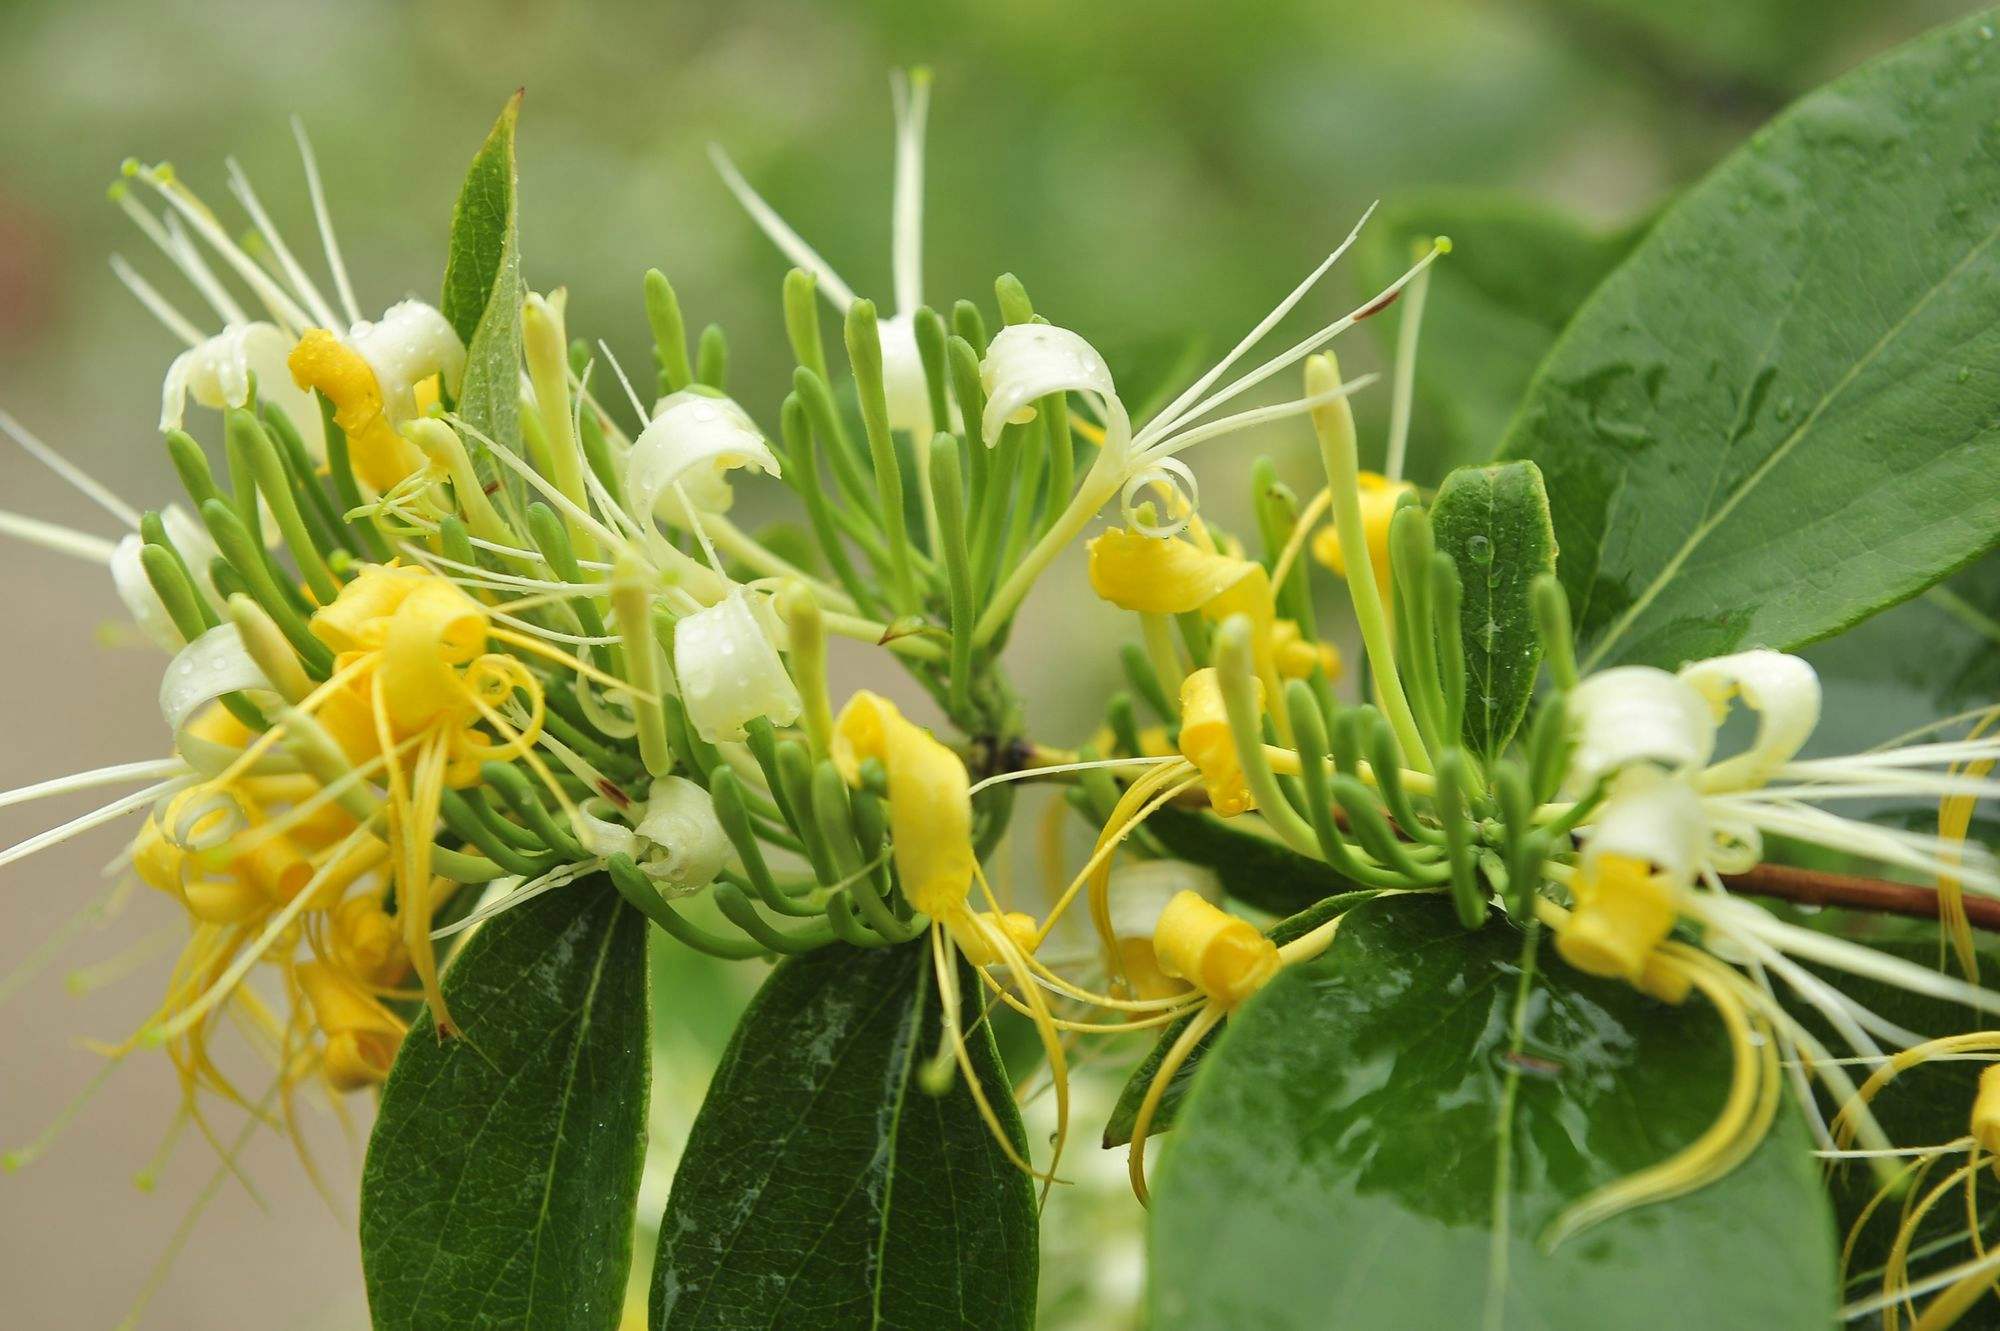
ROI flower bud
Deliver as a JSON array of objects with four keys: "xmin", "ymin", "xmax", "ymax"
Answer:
[
  {"xmin": 978, "ymin": 322, "xmax": 1122, "ymax": 448},
  {"xmin": 674, "ymin": 590, "xmax": 801, "ymax": 744}
]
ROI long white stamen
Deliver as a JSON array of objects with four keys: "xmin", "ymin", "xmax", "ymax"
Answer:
[
  {"xmin": 0, "ymin": 758, "xmax": 186, "ymax": 812},
  {"xmin": 137, "ymin": 167, "xmax": 312, "ymax": 331},
  {"xmin": 1714, "ymin": 895, "xmax": 2000, "ymax": 1014},
  {"xmin": 889, "ymin": 69, "xmax": 929, "ymax": 316},
  {"xmin": 1723, "ymin": 797, "xmax": 2000, "ymax": 889},
  {"xmin": 968, "ymin": 754, "xmax": 1181, "ymax": 798},
  {"xmin": 1143, "ymin": 202, "xmax": 1377, "ymax": 443},
  {"xmin": 0, "ymin": 410, "xmax": 141, "ymax": 528},
  {"xmin": 1384, "ymin": 261, "xmax": 1431, "ymax": 483},
  {"xmin": 707, "ymin": 144, "xmax": 859, "ymax": 309},
  {"xmin": 224, "ymin": 158, "xmax": 339, "ymax": 329},
  {"xmin": 1816, "ymin": 1141, "xmax": 1974, "ymax": 1159},
  {"xmin": 1141, "ymin": 241, "xmax": 1443, "ymax": 451},
  {"xmin": 161, "ymin": 215, "xmax": 251, "ymax": 327},
  {"xmin": 113, "ymin": 190, "xmax": 245, "ymax": 326},
  {"xmin": 109, "ymin": 255, "xmax": 204, "ymax": 347},
  {"xmin": 290, "ymin": 118, "xmax": 361, "ymax": 325},
  {"xmin": 596, "ymin": 338, "xmax": 650, "ymax": 428},
  {"xmin": 432, "ymin": 859, "xmax": 600, "ymax": 939},
  {"xmin": 1840, "ymin": 1240, "xmax": 2000, "ymax": 1321},
  {"xmin": 1145, "ymin": 375, "xmax": 1379, "ymax": 462},
  {"xmin": 449, "ymin": 415, "xmax": 636, "ymax": 560},
  {"xmin": 0, "ymin": 778, "xmax": 189, "ymax": 872},
  {"xmin": 0, "ymin": 509, "xmax": 119, "ymax": 564}
]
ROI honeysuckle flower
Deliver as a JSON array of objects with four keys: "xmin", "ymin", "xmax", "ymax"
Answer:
[
  {"xmin": 1177, "ymin": 667, "xmax": 1259, "ymax": 816},
  {"xmin": 1105, "ymin": 860, "xmax": 1225, "ymax": 1001},
  {"xmin": 969, "ymin": 219, "xmax": 1446, "ymax": 646},
  {"xmin": 111, "ymin": 141, "xmax": 463, "ymax": 494},
  {"xmin": 674, "ymin": 589, "xmax": 802, "ymax": 744},
  {"xmin": 575, "ymin": 777, "xmax": 731, "ymax": 893},
  {"xmin": 712, "ymin": 70, "xmax": 946, "ymax": 437},
  {"xmin": 626, "ymin": 389, "xmax": 782, "ymax": 523}
]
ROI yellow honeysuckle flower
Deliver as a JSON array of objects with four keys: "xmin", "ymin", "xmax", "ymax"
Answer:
[
  {"xmin": 832, "ymin": 690, "xmax": 972, "ymax": 918},
  {"xmin": 1310, "ymin": 470, "xmax": 1412, "ymax": 588},
  {"xmin": 295, "ymin": 960, "xmax": 406, "ymax": 1092},
  {"xmin": 1553, "ymin": 852, "xmax": 1683, "ymax": 994},
  {"xmin": 1087, "ymin": 526, "xmax": 1260, "ymax": 615},
  {"xmin": 1178, "ymin": 667, "xmax": 1257, "ymax": 816},
  {"xmin": 1151, "ymin": 890, "xmax": 1281, "ymax": 1009},
  {"xmin": 1268, "ymin": 618, "xmax": 1341, "ymax": 680},
  {"xmin": 287, "ymin": 330, "xmax": 425, "ymax": 491}
]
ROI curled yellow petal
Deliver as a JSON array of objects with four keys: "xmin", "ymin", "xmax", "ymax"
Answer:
[
  {"xmin": 1152, "ymin": 890, "xmax": 1279, "ymax": 1008},
  {"xmin": 1178, "ymin": 668, "xmax": 1258, "ymax": 816},
  {"xmin": 833, "ymin": 690, "xmax": 973, "ymax": 918},
  {"xmin": 1554, "ymin": 852, "xmax": 1680, "ymax": 990},
  {"xmin": 296, "ymin": 960, "xmax": 405, "ymax": 1092},
  {"xmin": 287, "ymin": 329, "xmax": 422, "ymax": 491},
  {"xmin": 1087, "ymin": 528, "xmax": 1259, "ymax": 615}
]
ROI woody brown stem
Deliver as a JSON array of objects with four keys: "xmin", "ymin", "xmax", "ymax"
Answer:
[{"xmin": 1720, "ymin": 862, "xmax": 2000, "ymax": 932}]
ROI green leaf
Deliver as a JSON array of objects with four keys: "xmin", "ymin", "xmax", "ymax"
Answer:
[
  {"xmin": 1150, "ymin": 895, "xmax": 1836, "ymax": 1329},
  {"xmin": 361, "ymin": 876, "xmax": 648, "ymax": 1331},
  {"xmin": 1145, "ymin": 806, "xmax": 1359, "ymax": 917},
  {"xmin": 651, "ymin": 941, "xmax": 1037, "ymax": 1330},
  {"xmin": 1353, "ymin": 193, "xmax": 1650, "ymax": 480},
  {"xmin": 440, "ymin": 92, "xmax": 525, "ymax": 458},
  {"xmin": 1503, "ymin": 12, "xmax": 2000, "ymax": 672},
  {"xmin": 1430, "ymin": 460, "xmax": 1557, "ymax": 758},
  {"xmin": 1102, "ymin": 892, "xmax": 1368, "ymax": 1149}
]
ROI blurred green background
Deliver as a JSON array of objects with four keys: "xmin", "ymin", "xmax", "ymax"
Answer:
[{"xmin": 0, "ymin": 1, "xmax": 1979, "ymax": 1326}]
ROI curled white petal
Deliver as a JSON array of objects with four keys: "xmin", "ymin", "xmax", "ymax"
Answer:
[
  {"xmin": 349, "ymin": 299, "xmax": 466, "ymax": 424},
  {"xmin": 627, "ymin": 391, "xmax": 780, "ymax": 524},
  {"xmin": 633, "ymin": 776, "xmax": 732, "ymax": 893},
  {"xmin": 159, "ymin": 322, "xmax": 326, "ymax": 460},
  {"xmin": 1680, "ymin": 649, "xmax": 1821, "ymax": 791},
  {"xmin": 1567, "ymin": 665, "xmax": 1715, "ymax": 790},
  {"xmin": 979, "ymin": 323, "xmax": 1123, "ymax": 449},
  {"xmin": 160, "ymin": 623, "xmax": 278, "ymax": 775},
  {"xmin": 1119, "ymin": 457, "xmax": 1201, "ymax": 538},
  {"xmin": 112, "ymin": 534, "xmax": 182, "ymax": 652},
  {"xmin": 1578, "ymin": 767, "xmax": 1708, "ymax": 885},
  {"xmin": 574, "ymin": 797, "xmax": 641, "ymax": 861},
  {"xmin": 673, "ymin": 590, "xmax": 801, "ymax": 744},
  {"xmin": 1107, "ymin": 860, "xmax": 1222, "ymax": 941}
]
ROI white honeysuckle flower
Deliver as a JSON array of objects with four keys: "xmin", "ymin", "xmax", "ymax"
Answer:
[
  {"xmin": 626, "ymin": 390, "xmax": 781, "ymax": 523},
  {"xmin": 1679, "ymin": 648, "xmax": 1821, "ymax": 791},
  {"xmin": 632, "ymin": 776, "xmax": 732, "ymax": 893},
  {"xmin": 673, "ymin": 589, "xmax": 802, "ymax": 744},
  {"xmin": 980, "ymin": 323, "xmax": 1122, "ymax": 446},
  {"xmin": 711, "ymin": 70, "xmax": 952, "ymax": 436},
  {"xmin": 159, "ymin": 321, "xmax": 327, "ymax": 458},
  {"xmin": 344, "ymin": 299, "xmax": 466, "ymax": 424},
  {"xmin": 573, "ymin": 777, "xmax": 732, "ymax": 894},
  {"xmin": 1566, "ymin": 665, "xmax": 1717, "ymax": 790},
  {"xmin": 1106, "ymin": 859, "xmax": 1223, "ymax": 942}
]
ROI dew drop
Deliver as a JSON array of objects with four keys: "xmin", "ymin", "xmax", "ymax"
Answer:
[{"xmin": 1466, "ymin": 535, "xmax": 1493, "ymax": 564}]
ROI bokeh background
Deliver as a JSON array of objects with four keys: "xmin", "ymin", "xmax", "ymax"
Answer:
[{"xmin": 0, "ymin": 1, "xmax": 1982, "ymax": 1326}]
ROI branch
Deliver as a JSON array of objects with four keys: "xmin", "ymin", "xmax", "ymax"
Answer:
[{"xmin": 1720, "ymin": 862, "xmax": 2000, "ymax": 933}]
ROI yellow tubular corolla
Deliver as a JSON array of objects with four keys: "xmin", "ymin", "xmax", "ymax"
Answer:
[
  {"xmin": 1309, "ymin": 470, "xmax": 1414, "ymax": 593},
  {"xmin": 1178, "ymin": 668, "xmax": 1258, "ymax": 816},
  {"xmin": 1554, "ymin": 852, "xmax": 1682, "ymax": 991},
  {"xmin": 286, "ymin": 329, "xmax": 424, "ymax": 491}
]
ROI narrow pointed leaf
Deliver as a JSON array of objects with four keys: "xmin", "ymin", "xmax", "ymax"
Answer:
[
  {"xmin": 651, "ymin": 941, "xmax": 1036, "ymax": 1330},
  {"xmin": 360, "ymin": 877, "xmax": 649, "ymax": 1331},
  {"xmin": 1503, "ymin": 13, "xmax": 2000, "ymax": 670},
  {"xmin": 440, "ymin": 92, "xmax": 525, "ymax": 458},
  {"xmin": 1150, "ymin": 895, "xmax": 1835, "ymax": 1329}
]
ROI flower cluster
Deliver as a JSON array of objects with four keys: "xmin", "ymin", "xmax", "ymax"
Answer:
[{"xmin": 4, "ymin": 78, "xmax": 2000, "ymax": 1330}]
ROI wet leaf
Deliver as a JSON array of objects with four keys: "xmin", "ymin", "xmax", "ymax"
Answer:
[
  {"xmin": 651, "ymin": 940, "xmax": 1036, "ymax": 1330},
  {"xmin": 361, "ymin": 876, "xmax": 648, "ymax": 1331},
  {"xmin": 1504, "ymin": 14, "xmax": 2000, "ymax": 671},
  {"xmin": 1431, "ymin": 460, "xmax": 1557, "ymax": 758},
  {"xmin": 1150, "ymin": 895, "xmax": 1836, "ymax": 1329},
  {"xmin": 1144, "ymin": 806, "xmax": 1363, "ymax": 917}
]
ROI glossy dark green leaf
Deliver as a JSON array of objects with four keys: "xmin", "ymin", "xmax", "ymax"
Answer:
[
  {"xmin": 1503, "ymin": 13, "xmax": 2000, "ymax": 672},
  {"xmin": 1145, "ymin": 806, "xmax": 1359, "ymax": 917},
  {"xmin": 1102, "ymin": 892, "xmax": 1369, "ymax": 1149},
  {"xmin": 651, "ymin": 940, "xmax": 1036, "ymax": 1330},
  {"xmin": 1549, "ymin": 0, "xmax": 1878, "ymax": 94},
  {"xmin": 1353, "ymin": 193, "xmax": 1650, "ymax": 481},
  {"xmin": 440, "ymin": 92, "xmax": 525, "ymax": 458},
  {"xmin": 1150, "ymin": 895, "xmax": 1836, "ymax": 1329},
  {"xmin": 361, "ymin": 876, "xmax": 648, "ymax": 1331},
  {"xmin": 1431, "ymin": 460, "xmax": 1557, "ymax": 758}
]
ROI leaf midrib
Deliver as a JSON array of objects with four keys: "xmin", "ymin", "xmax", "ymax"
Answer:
[{"xmin": 1584, "ymin": 214, "xmax": 2000, "ymax": 669}]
